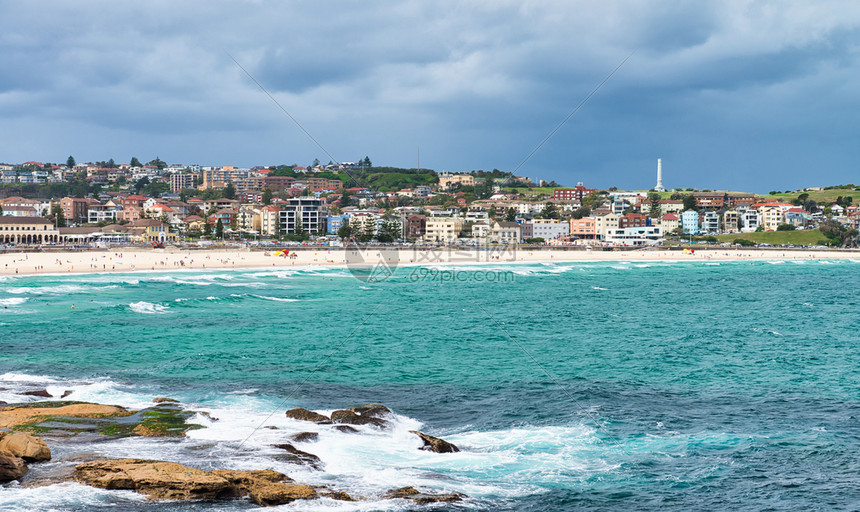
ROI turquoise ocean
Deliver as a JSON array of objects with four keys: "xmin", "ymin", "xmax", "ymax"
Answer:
[{"xmin": 1, "ymin": 258, "xmax": 859, "ymax": 510}]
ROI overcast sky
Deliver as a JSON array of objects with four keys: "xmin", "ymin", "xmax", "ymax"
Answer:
[{"xmin": 2, "ymin": 1, "xmax": 859, "ymax": 191}]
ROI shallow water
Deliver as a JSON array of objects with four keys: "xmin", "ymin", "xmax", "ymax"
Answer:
[{"xmin": 1, "ymin": 260, "xmax": 859, "ymax": 510}]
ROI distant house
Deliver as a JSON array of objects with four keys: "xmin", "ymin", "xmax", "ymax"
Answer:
[
  {"xmin": 681, "ymin": 210, "xmax": 700, "ymax": 235},
  {"xmin": 489, "ymin": 220, "xmax": 521, "ymax": 245},
  {"xmin": 570, "ymin": 217, "xmax": 597, "ymax": 239},
  {"xmin": 659, "ymin": 213, "xmax": 680, "ymax": 233},
  {"xmin": 701, "ymin": 211, "xmax": 720, "ymax": 233}
]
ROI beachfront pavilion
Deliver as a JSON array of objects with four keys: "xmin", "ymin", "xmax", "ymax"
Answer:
[{"xmin": 0, "ymin": 216, "xmax": 61, "ymax": 244}]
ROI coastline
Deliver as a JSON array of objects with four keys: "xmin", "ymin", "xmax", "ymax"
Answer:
[{"xmin": 1, "ymin": 246, "xmax": 858, "ymax": 276}]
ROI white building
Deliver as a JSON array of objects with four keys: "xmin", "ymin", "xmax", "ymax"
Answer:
[{"xmin": 604, "ymin": 226, "xmax": 663, "ymax": 246}]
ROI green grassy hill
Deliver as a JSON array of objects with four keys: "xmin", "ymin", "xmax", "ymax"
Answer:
[{"xmin": 714, "ymin": 229, "xmax": 826, "ymax": 245}]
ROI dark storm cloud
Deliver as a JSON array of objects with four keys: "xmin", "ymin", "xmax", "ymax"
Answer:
[{"xmin": 2, "ymin": 1, "xmax": 860, "ymax": 190}]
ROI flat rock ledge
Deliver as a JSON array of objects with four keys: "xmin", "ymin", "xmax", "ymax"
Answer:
[
  {"xmin": 74, "ymin": 459, "xmax": 340, "ymax": 506},
  {"xmin": 410, "ymin": 431, "xmax": 460, "ymax": 453},
  {"xmin": 0, "ymin": 402, "xmax": 134, "ymax": 430},
  {"xmin": 384, "ymin": 486, "xmax": 465, "ymax": 504}
]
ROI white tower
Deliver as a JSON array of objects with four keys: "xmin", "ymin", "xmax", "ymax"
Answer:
[{"xmin": 654, "ymin": 158, "xmax": 665, "ymax": 192}]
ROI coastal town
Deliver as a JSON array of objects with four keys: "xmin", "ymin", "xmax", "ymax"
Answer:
[{"xmin": 1, "ymin": 157, "xmax": 858, "ymax": 248}]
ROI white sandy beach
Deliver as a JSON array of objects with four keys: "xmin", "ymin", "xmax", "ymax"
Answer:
[{"xmin": 0, "ymin": 246, "xmax": 857, "ymax": 276}]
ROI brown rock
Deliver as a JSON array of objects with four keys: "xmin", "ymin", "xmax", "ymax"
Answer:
[
  {"xmin": 74, "ymin": 459, "xmax": 322, "ymax": 506},
  {"xmin": 285, "ymin": 408, "xmax": 331, "ymax": 424},
  {"xmin": 271, "ymin": 443, "xmax": 324, "ymax": 469},
  {"xmin": 330, "ymin": 410, "xmax": 386, "ymax": 428},
  {"xmin": 0, "ymin": 432, "xmax": 51, "ymax": 462},
  {"xmin": 330, "ymin": 403, "xmax": 391, "ymax": 428},
  {"xmin": 409, "ymin": 431, "xmax": 460, "ymax": 453},
  {"xmin": 384, "ymin": 486, "xmax": 465, "ymax": 504},
  {"xmin": 61, "ymin": 390, "xmax": 74, "ymax": 398},
  {"xmin": 131, "ymin": 424, "xmax": 181, "ymax": 437},
  {"xmin": 0, "ymin": 403, "xmax": 134, "ymax": 429},
  {"xmin": 385, "ymin": 486, "xmax": 419, "ymax": 498},
  {"xmin": 22, "ymin": 389, "xmax": 52, "ymax": 398},
  {"xmin": 75, "ymin": 459, "xmax": 233, "ymax": 501},
  {"xmin": 211, "ymin": 469, "xmax": 315, "ymax": 506},
  {"xmin": 320, "ymin": 489, "xmax": 356, "ymax": 501},
  {"xmin": 350, "ymin": 403, "xmax": 391, "ymax": 418},
  {"xmin": 211, "ymin": 469, "xmax": 290, "ymax": 486},
  {"xmin": 0, "ymin": 453, "xmax": 28, "ymax": 482},
  {"xmin": 152, "ymin": 397, "xmax": 179, "ymax": 404},
  {"xmin": 333, "ymin": 425, "xmax": 359, "ymax": 434},
  {"xmin": 290, "ymin": 431, "xmax": 319, "ymax": 443},
  {"xmin": 248, "ymin": 483, "xmax": 317, "ymax": 506}
]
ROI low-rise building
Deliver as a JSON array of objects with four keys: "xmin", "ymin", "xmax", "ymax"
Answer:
[
  {"xmin": 489, "ymin": 220, "xmax": 521, "ymax": 244},
  {"xmin": 0, "ymin": 216, "xmax": 61, "ymax": 244},
  {"xmin": 594, "ymin": 213, "xmax": 620, "ymax": 239},
  {"xmin": 553, "ymin": 183, "xmax": 594, "ymax": 201},
  {"xmin": 681, "ymin": 210, "xmax": 700, "ymax": 235},
  {"xmin": 701, "ymin": 211, "xmax": 720, "ymax": 233},
  {"xmin": 604, "ymin": 226, "xmax": 663, "ymax": 246},
  {"xmin": 722, "ymin": 210, "xmax": 739, "ymax": 233},
  {"xmin": 659, "ymin": 213, "xmax": 680, "ymax": 233},
  {"xmin": 438, "ymin": 173, "xmax": 475, "ymax": 189},
  {"xmin": 277, "ymin": 198, "xmax": 326, "ymax": 235},
  {"xmin": 570, "ymin": 217, "xmax": 597, "ymax": 239},
  {"xmin": 521, "ymin": 219, "xmax": 569, "ymax": 240},
  {"xmin": 424, "ymin": 217, "xmax": 463, "ymax": 244}
]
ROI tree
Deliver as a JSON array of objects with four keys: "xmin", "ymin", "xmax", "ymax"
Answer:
[
  {"xmin": 363, "ymin": 156, "xmax": 372, "ymax": 168},
  {"xmin": 571, "ymin": 205, "xmax": 591, "ymax": 219},
  {"xmin": 215, "ymin": 219, "xmax": 224, "ymax": 239},
  {"xmin": 340, "ymin": 193, "xmax": 351, "ymax": 207},
  {"xmin": 50, "ymin": 205, "xmax": 66, "ymax": 228},
  {"xmin": 776, "ymin": 223, "xmax": 796, "ymax": 231},
  {"xmin": 819, "ymin": 219, "xmax": 858, "ymax": 247},
  {"xmin": 487, "ymin": 205, "xmax": 498, "ymax": 219},
  {"xmin": 262, "ymin": 189, "xmax": 273, "ymax": 205},
  {"xmin": 294, "ymin": 217, "xmax": 306, "ymax": 238},
  {"xmin": 203, "ymin": 219, "xmax": 212, "ymax": 238},
  {"xmin": 683, "ymin": 194, "xmax": 699, "ymax": 212},
  {"xmin": 107, "ymin": 158, "xmax": 116, "ymax": 168},
  {"xmin": 505, "ymin": 208, "xmax": 517, "ymax": 222},
  {"xmin": 66, "ymin": 155, "xmax": 76, "ymax": 168},
  {"xmin": 312, "ymin": 158, "xmax": 320, "ymax": 168},
  {"xmin": 377, "ymin": 216, "xmax": 401, "ymax": 242},
  {"xmin": 648, "ymin": 192, "xmax": 662, "ymax": 218},
  {"xmin": 130, "ymin": 157, "xmax": 143, "ymax": 167},
  {"xmin": 148, "ymin": 157, "xmax": 167, "ymax": 169},
  {"xmin": 222, "ymin": 183, "xmax": 236, "ymax": 199},
  {"xmin": 540, "ymin": 202, "xmax": 560, "ymax": 219},
  {"xmin": 134, "ymin": 177, "xmax": 150, "ymax": 193},
  {"xmin": 337, "ymin": 222, "xmax": 354, "ymax": 240}
]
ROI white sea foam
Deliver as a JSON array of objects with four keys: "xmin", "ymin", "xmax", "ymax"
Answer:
[
  {"xmin": 0, "ymin": 297, "xmax": 28, "ymax": 306},
  {"xmin": 591, "ymin": 286, "xmax": 608, "ymax": 291},
  {"xmin": 0, "ymin": 482, "xmax": 146, "ymax": 510},
  {"xmin": 253, "ymin": 295, "xmax": 298, "ymax": 302},
  {"xmin": 128, "ymin": 301, "xmax": 169, "ymax": 314},
  {"xmin": 4, "ymin": 284, "xmax": 117, "ymax": 295},
  {"xmin": 0, "ymin": 372, "xmax": 157, "ymax": 409}
]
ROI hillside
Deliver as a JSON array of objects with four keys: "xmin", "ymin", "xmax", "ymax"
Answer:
[{"xmin": 714, "ymin": 229, "xmax": 826, "ymax": 246}]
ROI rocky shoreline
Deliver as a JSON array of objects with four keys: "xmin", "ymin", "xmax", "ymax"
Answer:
[{"xmin": 0, "ymin": 397, "xmax": 465, "ymax": 507}]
